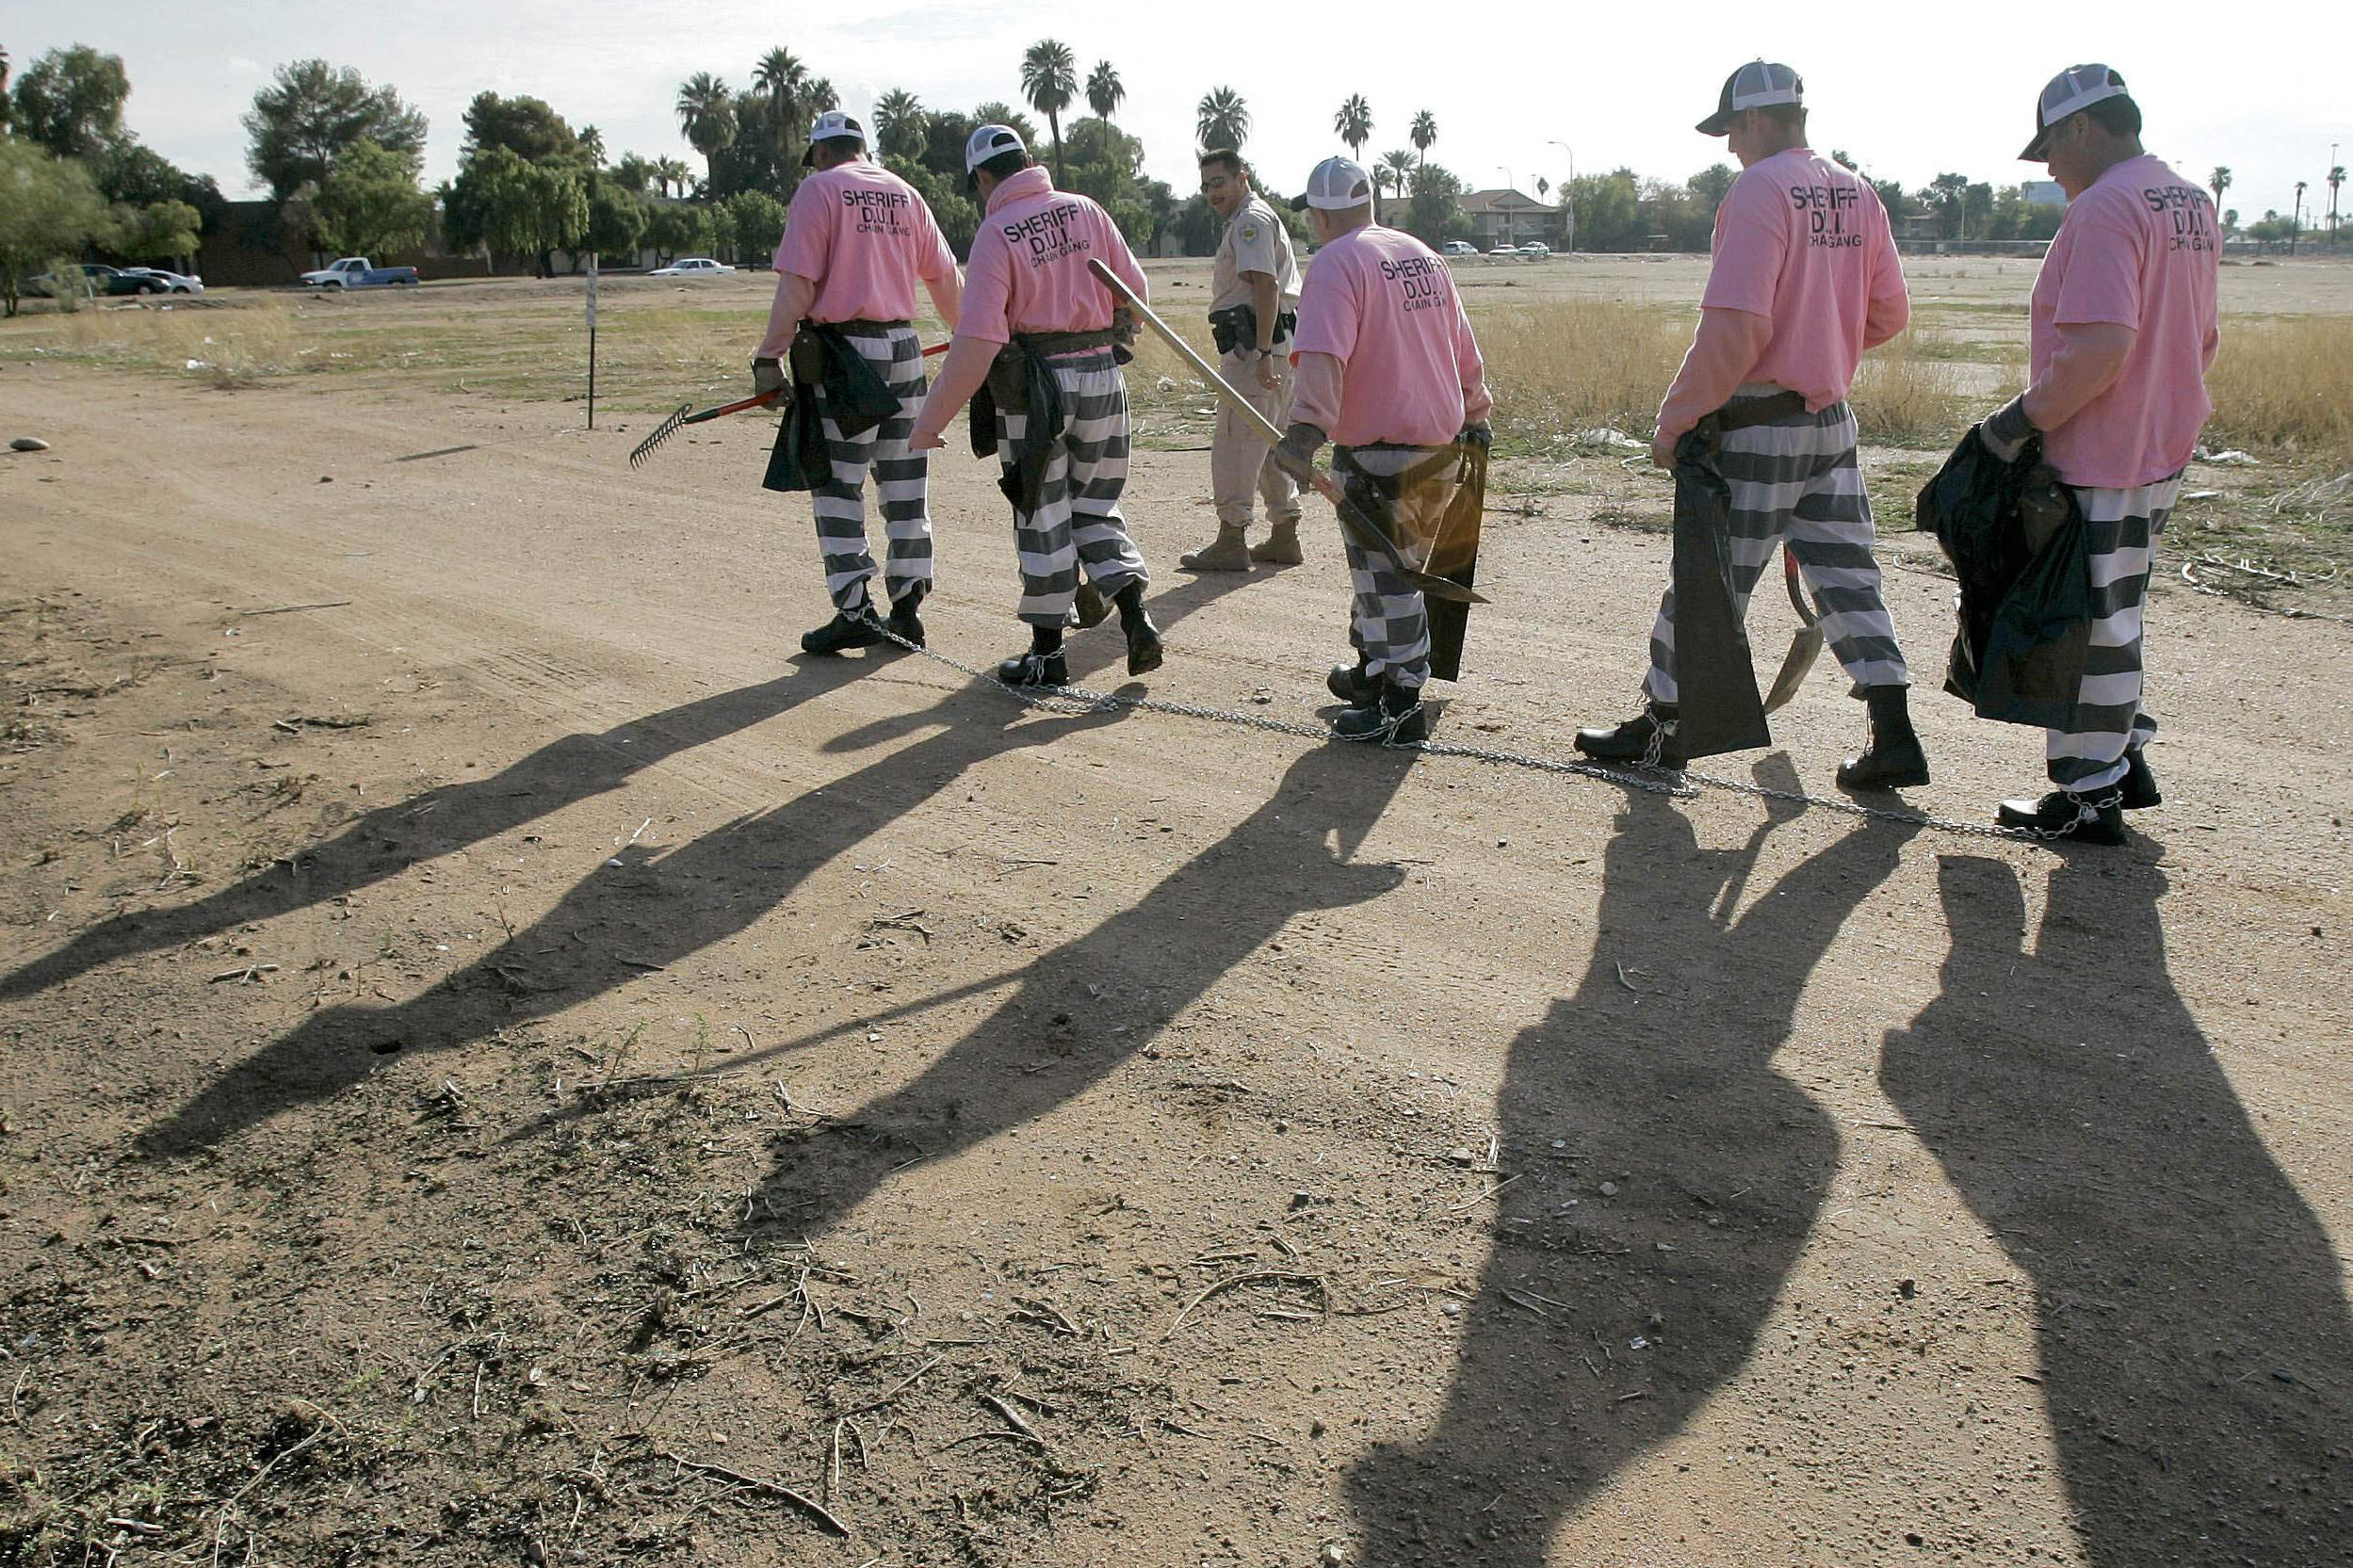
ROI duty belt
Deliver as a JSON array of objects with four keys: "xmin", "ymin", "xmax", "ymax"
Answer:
[
  {"xmin": 819, "ymin": 317, "xmax": 913, "ymax": 337},
  {"xmin": 1013, "ymin": 327, "xmax": 1121, "ymax": 356},
  {"xmin": 1708, "ymin": 389, "xmax": 1811, "ymax": 432}
]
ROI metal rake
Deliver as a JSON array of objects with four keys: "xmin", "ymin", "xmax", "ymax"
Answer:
[{"xmin": 627, "ymin": 341, "xmax": 951, "ymax": 469}]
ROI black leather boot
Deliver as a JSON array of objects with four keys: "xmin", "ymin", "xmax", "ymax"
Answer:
[
  {"xmin": 1331, "ymin": 678, "xmax": 1428, "ymax": 744},
  {"xmin": 884, "ymin": 586, "xmax": 926, "ymax": 649},
  {"xmin": 1996, "ymin": 788, "xmax": 2125, "ymax": 845},
  {"xmin": 1836, "ymin": 686, "xmax": 1930, "ymax": 789},
  {"xmin": 1114, "ymin": 582, "xmax": 1162, "ymax": 676},
  {"xmin": 998, "ymin": 626, "xmax": 1067, "ymax": 687},
  {"xmin": 802, "ymin": 606, "xmax": 884, "ymax": 655},
  {"xmin": 1575, "ymin": 702, "xmax": 1683, "ymax": 769},
  {"xmin": 1327, "ymin": 655, "xmax": 1376, "ymax": 704},
  {"xmin": 2118, "ymin": 748, "xmax": 2161, "ymax": 809}
]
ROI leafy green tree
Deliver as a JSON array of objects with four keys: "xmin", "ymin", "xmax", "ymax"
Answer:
[
  {"xmin": 1062, "ymin": 117, "xmax": 1171, "ymax": 249},
  {"xmin": 448, "ymin": 147, "xmax": 586, "ymax": 276},
  {"xmin": 721, "ymin": 188, "xmax": 788, "ymax": 265},
  {"xmin": 674, "ymin": 73, "xmax": 736, "ymax": 192},
  {"xmin": 751, "ymin": 47, "xmax": 809, "ymax": 172},
  {"xmin": 1408, "ymin": 109, "xmax": 1437, "ymax": 161},
  {"xmin": 10, "ymin": 45, "xmax": 129, "ymax": 160},
  {"xmin": 1566, "ymin": 169, "xmax": 1641, "ymax": 250},
  {"xmin": 1334, "ymin": 94, "xmax": 1372, "ymax": 162},
  {"xmin": 244, "ymin": 60, "xmax": 426, "ymax": 202},
  {"xmin": 0, "ymin": 137, "xmax": 108, "ymax": 315},
  {"xmin": 1687, "ymin": 163, "xmax": 1735, "ymax": 218},
  {"xmin": 462, "ymin": 92, "xmax": 581, "ymax": 164},
  {"xmin": 610, "ymin": 153, "xmax": 658, "ymax": 194},
  {"xmin": 1196, "ymin": 87, "xmax": 1249, "ymax": 152},
  {"xmin": 311, "ymin": 138, "xmax": 433, "ymax": 260},
  {"xmin": 1019, "ymin": 39, "xmax": 1077, "ymax": 184},
  {"xmin": 0, "ymin": 44, "xmax": 12, "ymax": 130},
  {"xmin": 642, "ymin": 201, "xmax": 711, "ymax": 266},
  {"xmin": 121, "ymin": 199, "xmax": 202, "ymax": 268},
  {"xmin": 872, "ymin": 90, "xmax": 925, "ymax": 160},
  {"xmin": 1086, "ymin": 62, "xmax": 1124, "ymax": 124},
  {"xmin": 584, "ymin": 177, "xmax": 648, "ymax": 258},
  {"xmin": 973, "ymin": 103, "xmax": 1041, "ymax": 150},
  {"xmin": 1400, "ymin": 161, "xmax": 1466, "ymax": 247}
]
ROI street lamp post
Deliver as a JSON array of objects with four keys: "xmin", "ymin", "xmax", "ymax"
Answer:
[{"xmin": 1547, "ymin": 137, "xmax": 1576, "ymax": 254}]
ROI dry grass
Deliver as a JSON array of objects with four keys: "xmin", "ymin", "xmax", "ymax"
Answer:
[
  {"xmin": 2204, "ymin": 316, "xmax": 2353, "ymax": 462},
  {"xmin": 1477, "ymin": 299, "xmax": 1689, "ymax": 445},
  {"xmin": 1848, "ymin": 331, "xmax": 1976, "ymax": 445}
]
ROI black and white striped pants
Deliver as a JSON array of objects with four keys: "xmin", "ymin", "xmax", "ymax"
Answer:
[
  {"xmin": 995, "ymin": 349, "xmax": 1149, "ymax": 627},
  {"xmin": 1334, "ymin": 444, "xmax": 1440, "ymax": 690},
  {"xmin": 1644, "ymin": 398, "xmax": 1908, "ymax": 704},
  {"xmin": 2048, "ymin": 475, "xmax": 2179, "ymax": 793},
  {"xmin": 809, "ymin": 326, "xmax": 932, "ymax": 615}
]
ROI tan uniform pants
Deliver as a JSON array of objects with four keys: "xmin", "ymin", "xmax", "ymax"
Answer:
[{"xmin": 1211, "ymin": 347, "xmax": 1303, "ymax": 529}]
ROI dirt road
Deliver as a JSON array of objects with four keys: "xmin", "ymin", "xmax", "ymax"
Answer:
[{"xmin": 2, "ymin": 361, "xmax": 2347, "ymax": 1567}]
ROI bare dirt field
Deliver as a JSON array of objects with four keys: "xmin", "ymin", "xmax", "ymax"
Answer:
[{"xmin": 1, "ymin": 259, "xmax": 2349, "ymax": 1568}]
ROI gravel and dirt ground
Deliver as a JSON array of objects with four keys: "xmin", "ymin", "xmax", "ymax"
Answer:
[{"xmin": 1, "ymin": 260, "xmax": 2348, "ymax": 1568}]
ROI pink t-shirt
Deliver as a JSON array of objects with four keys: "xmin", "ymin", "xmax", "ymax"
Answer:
[
  {"xmin": 773, "ymin": 161, "xmax": 956, "ymax": 325},
  {"xmin": 1290, "ymin": 225, "xmax": 1489, "ymax": 448},
  {"xmin": 2031, "ymin": 154, "xmax": 2220, "ymax": 489},
  {"xmin": 1700, "ymin": 149, "xmax": 1907, "ymax": 410},
  {"xmin": 957, "ymin": 166, "xmax": 1147, "ymax": 346}
]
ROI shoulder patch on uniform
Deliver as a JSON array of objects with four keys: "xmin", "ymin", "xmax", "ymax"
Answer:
[{"xmin": 1241, "ymin": 224, "xmax": 1258, "ymax": 241}]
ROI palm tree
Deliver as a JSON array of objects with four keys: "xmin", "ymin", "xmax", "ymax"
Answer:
[
  {"xmin": 1409, "ymin": 109, "xmax": 1437, "ymax": 162},
  {"xmin": 1380, "ymin": 149, "xmax": 1418, "ymax": 192},
  {"xmin": 1086, "ymin": 61, "xmax": 1124, "ymax": 124},
  {"xmin": 1196, "ymin": 87, "xmax": 1250, "ymax": 151},
  {"xmin": 578, "ymin": 124, "xmax": 606, "ymax": 164},
  {"xmin": 872, "ymin": 89, "xmax": 925, "ymax": 161},
  {"xmin": 2329, "ymin": 163, "xmax": 2345, "ymax": 235},
  {"xmin": 675, "ymin": 73, "xmax": 738, "ymax": 191},
  {"xmin": 2209, "ymin": 166, "xmax": 2231, "ymax": 212},
  {"xmin": 1535, "ymin": 175, "xmax": 1550, "ymax": 202},
  {"xmin": 1334, "ymin": 94, "xmax": 1372, "ymax": 162},
  {"xmin": 1019, "ymin": 39, "xmax": 1078, "ymax": 183},
  {"xmin": 752, "ymin": 48, "xmax": 809, "ymax": 170},
  {"xmin": 804, "ymin": 77, "xmax": 838, "ymax": 114},
  {"xmin": 655, "ymin": 156, "xmax": 690, "ymax": 200}
]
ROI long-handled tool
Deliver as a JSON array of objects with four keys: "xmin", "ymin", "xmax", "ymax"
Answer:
[
  {"xmin": 628, "ymin": 342, "xmax": 949, "ymax": 469},
  {"xmin": 1085, "ymin": 258, "xmax": 1484, "ymax": 605},
  {"xmin": 1760, "ymin": 544, "xmax": 1825, "ymax": 714}
]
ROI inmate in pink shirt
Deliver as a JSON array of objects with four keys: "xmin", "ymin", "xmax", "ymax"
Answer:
[
  {"xmin": 1700, "ymin": 148, "xmax": 1907, "ymax": 410},
  {"xmin": 1290, "ymin": 225, "xmax": 1489, "ymax": 448},
  {"xmin": 2031, "ymin": 154, "xmax": 2220, "ymax": 490},
  {"xmin": 957, "ymin": 166, "xmax": 1147, "ymax": 346},
  {"xmin": 773, "ymin": 161, "xmax": 955, "ymax": 325}
]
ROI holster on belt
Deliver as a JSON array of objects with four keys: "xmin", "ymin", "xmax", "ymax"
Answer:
[{"xmin": 1208, "ymin": 303, "xmax": 1299, "ymax": 357}]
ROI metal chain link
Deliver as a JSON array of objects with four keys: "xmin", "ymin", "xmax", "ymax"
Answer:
[{"xmin": 860, "ymin": 617, "xmax": 2067, "ymax": 844}]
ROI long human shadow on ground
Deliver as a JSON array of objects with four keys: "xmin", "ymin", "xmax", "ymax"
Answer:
[
  {"xmin": 1, "ymin": 656, "xmax": 869, "ymax": 1002},
  {"xmin": 1345, "ymin": 775, "xmax": 1918, "ymax": 1564},
  {"xmin": 1881, "ymin": 855, "xmax": 2352, "ymax": 1566},
  {"xmin": 745, "ymin": 737, "xmax": 1417, "ymax": 1243},
  {"xmin": 140, "ymin": 576, "xmax": 1254, "ymax": 1156}
]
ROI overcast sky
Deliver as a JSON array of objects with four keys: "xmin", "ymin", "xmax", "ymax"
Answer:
[{"xmin": 9, "ymin": 0, "xmax": 2343, "ymax": 222}]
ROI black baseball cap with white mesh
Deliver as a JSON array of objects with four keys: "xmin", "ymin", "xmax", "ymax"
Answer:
[
  {"xmin": 1696, "ymin": 60, "xmax": 1802, "ymax": 137},
  {"xmin": 2020, "ymin": 64, "xmax": 2131, "ymax": 160}
]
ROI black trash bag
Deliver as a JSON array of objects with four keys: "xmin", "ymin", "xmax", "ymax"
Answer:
[
  {"xmin": 1424, "ymin": 442, "xmax": 1485, "ymax": 684},
  {"xmin": 1669, "ymin": 427, "xmax": 1770, "ymax": 759},
  {"xmin": 1914, "ymin": 425, "xmax": 2089, "ymax": 728},
  {"xmin": 762, "ymin": 325, "xmax": 901, "ymax": 494}
]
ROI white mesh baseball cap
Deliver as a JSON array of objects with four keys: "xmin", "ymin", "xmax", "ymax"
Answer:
[
  {"xmin": 2020, "ymin": 64, "xmax": 2131, "ymax": 160},
  {"xmin": 1696, "ymin": 60, "xmax": 1802, "ymax": 136},
  {"xmin": 1290, "ymin": 155, "xmax": 1375, "ymax": 212},
  {"xmin": 964, "ymin": 123, "xmax": 1027, "ymax": 174},
  {"xmin": 802, "ymin": 109, "xmax": 867, "ymax": 167}
]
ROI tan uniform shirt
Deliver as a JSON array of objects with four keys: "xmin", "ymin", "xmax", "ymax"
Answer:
[{"xmin": 1209, "ymin": 196, "xmax": 1301, "ymax": 315}]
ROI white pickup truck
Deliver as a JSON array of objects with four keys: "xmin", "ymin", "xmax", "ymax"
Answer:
[{"xmin": 300, "ymin": 257, "xmax": 421, "ymax": 289}]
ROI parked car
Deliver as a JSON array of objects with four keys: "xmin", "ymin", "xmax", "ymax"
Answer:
[
  {"xmin": 1439, "ymin": 239, "xmax": 1478, "ymax": 257},
  {"xmin": 1517, "ymin": 242, "xmax": 1551, "ymax": 259},
  {"xmin": 122, "ymin": 267, "xmax": 204, "ymax": 293},
  {"xmin": 26, "ymin": 263, "xmax": 170, "ymax": 298},
  {"xmin": 300, "ymin": 257, "xmax": 421, "ymax": 288},
  {"xmin": 1486, "ymin": 242, "xmax": 1523, "ymax": 257},
  {"xmin": 649, "ymin": 257, "xmax": 736, "ymax": 277}
]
